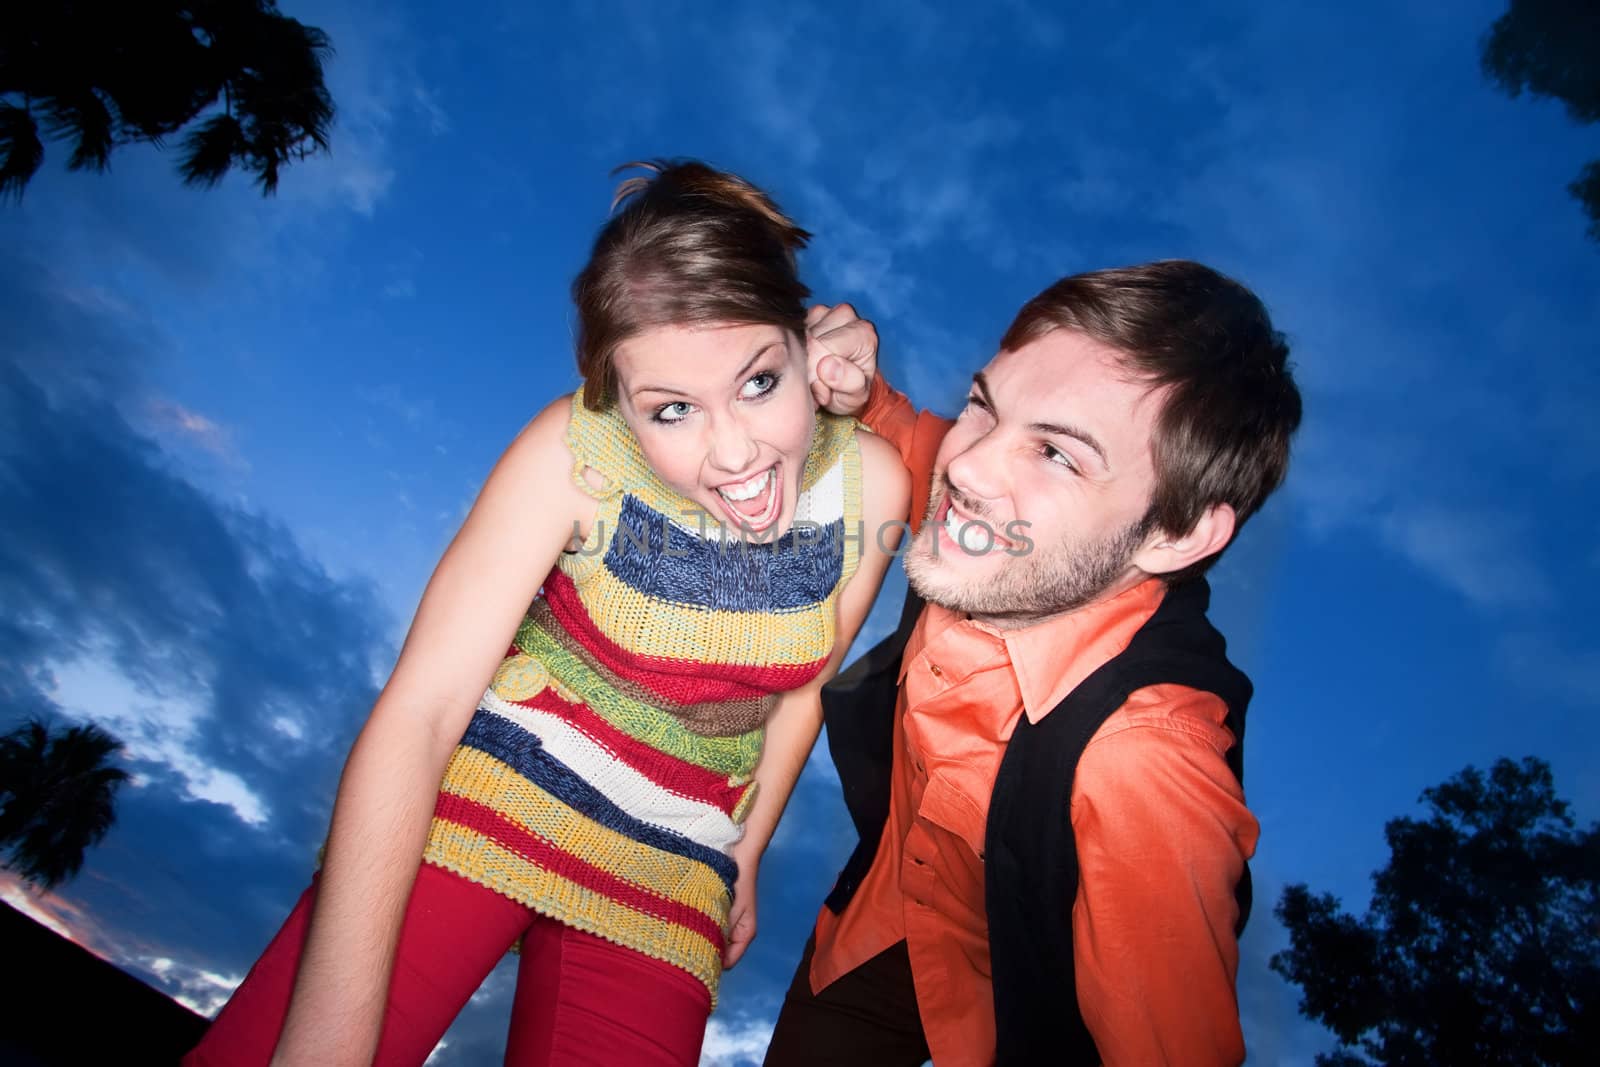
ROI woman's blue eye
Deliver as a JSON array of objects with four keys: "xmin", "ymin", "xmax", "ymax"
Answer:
[
  {"xmin": 742, "ymin": 372, "xmax": 779, "ymax": 398},
  {"xmin": 654, "ymin": 401, "xmax": 694, "ymax": 424}
]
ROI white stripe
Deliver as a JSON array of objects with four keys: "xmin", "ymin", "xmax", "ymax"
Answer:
[
  {"xmin": 795, "ymin": 455, "xmax": 844, "ymax": 525},
  {"xmin": 478, "ymin": 691, "xmax": 745, "ymax": 852}
]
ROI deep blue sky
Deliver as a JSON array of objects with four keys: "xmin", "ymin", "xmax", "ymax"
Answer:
[{"xmin": 2, "ymin": 1, "xmax": 1597, "ymax": 1063}]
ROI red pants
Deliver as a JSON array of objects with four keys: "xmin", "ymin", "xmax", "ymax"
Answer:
[{"xmin": 183, "ymin": 864, "xmax": 711, "ymax": 1066}]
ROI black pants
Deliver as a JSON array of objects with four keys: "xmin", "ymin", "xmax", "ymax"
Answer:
[{"xmin": 764, "ymin": 935, "xmax": 932, "ymax": 1067}]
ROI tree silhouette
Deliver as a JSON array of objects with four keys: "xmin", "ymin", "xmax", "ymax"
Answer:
[
  {"xmin": 1271, "ymin": 757, "xmax": 1600, "ymax": 1066},
  {"xmin": 1480, "ymin": 0, "xmax": 1600, "ymax": 240},
  {"xmin": 0, "ymin": 0, "xmax": 334, "ymax": 200},
  {"xmin": 0, "ymin": 719, "xmax": 130, "ymax": 890}
]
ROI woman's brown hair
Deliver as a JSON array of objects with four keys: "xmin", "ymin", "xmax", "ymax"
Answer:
[{"xmin": 572, "ymin": 160, "xmax": 812, "ymax": 410}]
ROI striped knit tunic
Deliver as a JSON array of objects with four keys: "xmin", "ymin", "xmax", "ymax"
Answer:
[{"xmin": 423, "ymin": 389, "xmax": 862, "ymax": 1001}]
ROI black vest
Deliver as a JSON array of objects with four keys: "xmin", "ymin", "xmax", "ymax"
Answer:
[{"xmin": 822, "ymin": 578, "xmax": 1252, "ymax": 1066}]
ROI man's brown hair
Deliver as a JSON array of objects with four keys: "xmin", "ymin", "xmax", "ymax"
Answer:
[
  {"xmin": 572, "ymin": 160, "xmax": 812, "ymax": 410},
  {"xmin": 1001, "ymin": 260, "xmax": 1302, "ymax": 582}
]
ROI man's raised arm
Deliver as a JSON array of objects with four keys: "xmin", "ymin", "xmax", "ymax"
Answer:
[{"xmin": 807, "ymin": 303, "xmax": 950, "ymax": 531}]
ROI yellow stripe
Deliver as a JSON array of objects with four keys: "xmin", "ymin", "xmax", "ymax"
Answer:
[
  {"xmin": 512, "ymin": 618, "xmax": 766, "ymax": 777},
  {"xmin": 838, "ymin": 428, "xmax": 864, "ymax": 586},
  {"xmin": 569, "ymin": 562, "xmax": 838, "ymax": 668},
  {"xmin": 423, "ymin": 826, "xmax": 725, "ymax": 1002},
  {"xmin": 731, "ymin": 781, "xmax": 760, "ymax": 824},
  {"xmin": 805, "ymin": 411, "xmax": 858, "ymax": 493},
  {"xmin": 430, "ymin": 747, "xmax": 731, "ymax": 922}
]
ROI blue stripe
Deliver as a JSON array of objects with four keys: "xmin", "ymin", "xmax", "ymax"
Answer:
[
  {"xmin": 602, "ymin": 494, "xmax": 844, "ymax": 612},
  {"xmin": 459, "ymin": 710, "xmax": 739, "ymax": 892}
]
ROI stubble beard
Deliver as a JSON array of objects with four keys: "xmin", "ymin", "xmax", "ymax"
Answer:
[{"xmin": 904, "ymin": 479, "xmax": 1154, "ymax": 627}]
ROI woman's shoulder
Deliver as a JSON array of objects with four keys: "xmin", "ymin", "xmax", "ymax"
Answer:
[
  {"xmin": 454, "ymin": 393, "xmax": 595, "ymax": 562},
  {"xmin": 506, "ymin": 392, "xmax": 579, "ymax": 459},
  {"xmin": 853, "ymin": 423, "xmax": 904, "ymax": 479},
  {"xmin": 496, "ymin": 391, "xmax": 619, "ymax": 505},
  {"xmin": 852, "ymin": 422, "xmax": 911, "ymax": 508},
  {"xmin": 554, "ymin": 388, "xmax": 650, "ymax": 500}
]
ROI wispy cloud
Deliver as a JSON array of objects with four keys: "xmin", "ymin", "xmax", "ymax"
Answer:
[
  {"xmin": 144, "ymin": 955, "xmax": 244, "ymax": 1017},
  {"xmin": 700, "ymin": 1013, "xmax": 776, "ymax": 1067},
  {"xmin": 1, "ymin": 873, "xmax": 108, "ymax": 946},
  {"xmin": 0, "ymin": 257, "xmax": 392, "ymax": 994},
  {"xmin": 271, "ymin": 1, "xmax": 435, "ymax": 217},
  {"xmin": 141, "ymin": 397, "xmax": 245, "ymax": 465},
  {"xmin": 48, "ymin": 662, "xmax": 270, "ymax": 827},
  {"xmin": 1, "ymin": 869, "xmax": 244, "ymax": 1017},
  {"xmin": 1379, "ymin": 507, "xmax": 1553, "ymax": 612},
  {"xmin": 795, "ymin": 178, "xmax": 920, "ymax": 320},
  {"xmin": 362, "ymin": 382, "xmax": 438, "ymax": 429}
]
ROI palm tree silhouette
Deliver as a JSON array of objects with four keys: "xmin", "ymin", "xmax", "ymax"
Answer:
[
  {"xmin": 0, "ymin": 0, "xmax": 335, "ymax": 198},
  {"xmin": 0, "ymin": 719, "xmax": 130, "ymax": 889}
]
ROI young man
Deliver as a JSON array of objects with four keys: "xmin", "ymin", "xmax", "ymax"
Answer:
[{"xmin": 775, "ymin": 261, "xmax": 1302, "ymax": 1066}]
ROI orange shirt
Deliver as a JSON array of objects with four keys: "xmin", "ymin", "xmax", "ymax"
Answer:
[{"xmin": 811, "ymin": 377, "xmax": 1258, "ymax": 1066}]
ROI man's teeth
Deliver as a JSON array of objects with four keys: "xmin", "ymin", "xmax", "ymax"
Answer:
[
  {"xmin": 945, "ymin": 510, "xmax": 995, "ymax": 553},
  {"xmin": 718, "ymin": 468, "xmax": 772, "ymax": 502}
]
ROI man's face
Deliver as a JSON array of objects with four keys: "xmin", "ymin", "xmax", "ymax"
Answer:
[{"xmin": 903, "ymin": 329, "xmax": 1166, "ymax": 627}]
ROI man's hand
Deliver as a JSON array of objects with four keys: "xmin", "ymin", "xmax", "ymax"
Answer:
[
  {"xmin": 807, "ymin": 303, "xmax": 877, "ymax": 417},
  {"xmin": 723, "ymin": 863, "xmax": 759, "ymax": 969}
]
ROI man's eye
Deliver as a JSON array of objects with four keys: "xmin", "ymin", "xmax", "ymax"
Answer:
[
  {"xmin": 1043, "ymin": 444, "xmax": 1077, "ymax": 473},
  {"xmin": 960, "ymin": 393, "xmax": 988, "ymax": 416},
  {"xmin": 654, "ymin": 401, "xmax": 694, "ymax": 424},
  {"xmin": 742, "ymin": 372, "xmax": 779, "ymax": 398}
]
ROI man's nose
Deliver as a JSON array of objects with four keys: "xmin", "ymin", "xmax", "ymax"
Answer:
[
  {"xmin": 706, "ymin": 415, "xmax": 760, "ymax": 473},
  {"xmin": 943, "ymin": 432, "xmax": 1007, "ymax": 507}
]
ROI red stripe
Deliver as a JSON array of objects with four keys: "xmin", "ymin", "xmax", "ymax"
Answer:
[
  {"xmin": 543, "ymin": 571, "xmax": 827, "ymax": 703},
  {"xmin": 501, "ymin": 688, "xmax": 748, "ymax": 817},
  {"xmin": 434, "ymin": 792, "xmax": 726, "ymax": 952}
]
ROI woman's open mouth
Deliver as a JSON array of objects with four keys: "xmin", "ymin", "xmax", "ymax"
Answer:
[{"xmin": 715, "ymin": 464, "xmax": 782, "ymax": 533}]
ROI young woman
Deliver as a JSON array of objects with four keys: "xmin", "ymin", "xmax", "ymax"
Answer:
[{"xmin": 184, "ymin": 161, "xmax": 909, "ymax": 1067}]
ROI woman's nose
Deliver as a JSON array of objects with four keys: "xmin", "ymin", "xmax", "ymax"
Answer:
[{"xmin": 706, "ymin": 415, "xmax": 760, "ymax": 474}]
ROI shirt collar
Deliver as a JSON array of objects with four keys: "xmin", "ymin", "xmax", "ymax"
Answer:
[
  {"xmin": 998, "ymin": 578, "xmax": 1168, "ymax": 723},
  {"xmin": 896, "ymin": 599, "xmax": 1008, "ymax": 687}
]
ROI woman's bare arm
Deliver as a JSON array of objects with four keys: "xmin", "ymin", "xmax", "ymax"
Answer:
[{"xmin": 271, "ymin": 397, "xmax": 595, "ymax": 1066}]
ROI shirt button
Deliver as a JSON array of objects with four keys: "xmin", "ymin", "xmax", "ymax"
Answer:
[{"xmin": 928, "ymin": 663, "xmax": 944, "ymax": 677}]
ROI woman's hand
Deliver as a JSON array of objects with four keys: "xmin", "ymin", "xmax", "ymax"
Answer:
[
  {"xmin": 724, "ymin": 859, "xmax": 760, "ymax": 969},
  {"xmin": 807, "ymin": 303, "xmax": 877, "ymax": 416}
]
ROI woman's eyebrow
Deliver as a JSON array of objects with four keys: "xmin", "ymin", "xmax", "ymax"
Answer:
[
  {"xmin": 630, "ymin": 382, "xmax": 692, "ymax": 400},
  {"xmin": 731, "ymin": 342, "xmax": 784, "ymax": 383},
  {"xmin": 631, "ymin": 342, "xmax": 785, "ymax": 401}
]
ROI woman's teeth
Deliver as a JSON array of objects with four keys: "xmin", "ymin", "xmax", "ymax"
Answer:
[
  {"xmin": 718, "ymin": 468, "xmax": 772, "ymax": 502},
  {"xmin": 716, "ymin": 466, "xmax": 781, "ymax": 530}
]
